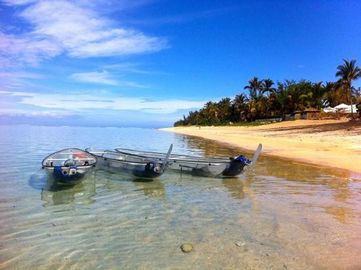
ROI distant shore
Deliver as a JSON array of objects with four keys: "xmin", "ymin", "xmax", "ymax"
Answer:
[{"xmin": 162, "ymin": 120, "xmax": 361, "ymax": 175}]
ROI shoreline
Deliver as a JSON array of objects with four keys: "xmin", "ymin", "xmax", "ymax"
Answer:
[{"xmin": 161, "ymin": 120, "xmax": 361, "ymax": 175}]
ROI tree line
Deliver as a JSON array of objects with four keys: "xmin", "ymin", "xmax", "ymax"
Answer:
[{"xmin": 174, "ymin": 59, "xmax": 361, "ymax": 126}]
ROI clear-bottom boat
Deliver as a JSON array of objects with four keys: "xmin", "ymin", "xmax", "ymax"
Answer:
[
  {"xmin": 42, "ymin": 148, "xmax": 97, "ymax": 183},
  {"xmin": 114, "ymin": 144, "xmax": 262, "ymax": 177},
  {"xmin": 86, "ymin": 144, "xmax": 173, "ymax": 179}
]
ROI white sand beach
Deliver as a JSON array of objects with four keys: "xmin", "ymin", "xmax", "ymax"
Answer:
[{"xmin": 163, "ymin": 120, "xmax": 361, "ymax": 175}]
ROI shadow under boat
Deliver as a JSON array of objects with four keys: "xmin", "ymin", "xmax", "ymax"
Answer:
[{"xmin": 29, "ymin": 170, "xmax": 96, "ymax": 206}]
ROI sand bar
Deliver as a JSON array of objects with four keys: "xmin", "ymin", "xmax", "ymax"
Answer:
[{"xmin": 162, "ymin": 120, "xmax": 361, "ymax": 175}]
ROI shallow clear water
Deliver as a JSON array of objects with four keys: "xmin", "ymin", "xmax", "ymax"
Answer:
[{"xmin": 0, "ymin": 125, "xmax": 360, "ymax": 269}]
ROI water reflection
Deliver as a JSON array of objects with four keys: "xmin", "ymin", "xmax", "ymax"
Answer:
[
  {"xmin": 29, "ymin": 172, "xmax": 96, "ymax": 206},
  {"xmin": 133, "ymin": 179, "xmax": 165, "ymax": 198},
  {"xmin": 221, "ymin": 177, "xmax": 246, "ymax": 200},
  {"xmin": 176, "ymin": 134, "xmax": 243, "ymax": 157},
  {"xmin": 176, "ymin": 133, "xmax": 361, "ymax": 226}
]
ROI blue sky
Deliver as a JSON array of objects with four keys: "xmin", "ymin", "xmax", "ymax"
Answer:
[{"xmin": 1, "ymin": 0, "xmax": 361, "ymax": 127}]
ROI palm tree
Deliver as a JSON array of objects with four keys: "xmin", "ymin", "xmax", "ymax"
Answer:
[
  {"xmin": 244, "ymin": 77, "xmax": 263, "ymax": 101},
  {"xmin": 336, "ymin": 59, "xmax": 361, "ymax": 119},
  {"xmin": 275, "ymin": 83, "xmax": 290, "ymax": 120},
  {"xmin": 232, "ymin": 94, "xmax": 248, "ymax": 121},
  {"xmin": 311, "ymin": 81, "xmax": 327, "ymax": 109},
  {"xmin": 204, "ymin": 101, "xmax": 218, "ymax": 124},
  {"xmin": 262, "ymin": 79, "xmax": 276, "ymax": 96},
  {"xmin": 324, "ymin": 82, "xmax": 337, "ymax": 107},
  {"xmin": 217, "ymin": 98, "xmax": 232, "ymax": 123},
  {"xmin": 244, "ymin": 77, "xmax": 266, "ymax": 120}
]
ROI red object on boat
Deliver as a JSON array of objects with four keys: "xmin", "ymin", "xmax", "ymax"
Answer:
[{"xmin": 73, "ymin": 151, "xmax": 88, "ymax": 159}]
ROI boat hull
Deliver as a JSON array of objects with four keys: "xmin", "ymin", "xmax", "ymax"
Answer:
[
  {"xmin": 168, "ymin": 160, "xmax": 227, "ymax": 177},
  {"xmin": 88, "ymin": 150, "xmax": 164, "ymax": 179},
  {"xmin": 44, "ymin": 165, "xmax": 94, "ymax": 183},
  {"xmin": 115, "ymin": 148, "xmax": 250, "ymax": 177},
  {"xmin": 42, "ymin": 148, "xmax": 97, "ymax": 184}
]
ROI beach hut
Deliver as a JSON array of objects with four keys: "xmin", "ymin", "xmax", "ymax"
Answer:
[{"xmin": 294, "ymin": 108, "xmax": 320, "ymax": 120}]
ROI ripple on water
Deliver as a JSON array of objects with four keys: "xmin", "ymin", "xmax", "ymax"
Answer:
[{"xmin": 1, "ymin": 125, "xmax": 361, "ymax": 269}]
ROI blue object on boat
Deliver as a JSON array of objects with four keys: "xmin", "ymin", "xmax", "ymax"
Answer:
[
  {"xmin": 234, "ymin": 155, "xmax": 252, "ymax": 165},
  {"xmin": 53, "ymin": 165, "xmax": 62, "ymax": 176},
  {"xmin": 222, "ymin": 155, "xmax": 251, "ymax": 177},
  {"xmin": 53, "ymin": 164, "xmax": 81, "ymax": 182},
  {"xmin": 42, "ymin": 148, "xmax": 97, "ymax": 184},
  {"xmin": 132, "ymin": 161, "xmax": 162, "ymax": 178}
]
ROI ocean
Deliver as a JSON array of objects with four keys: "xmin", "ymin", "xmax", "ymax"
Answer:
[{"xmin": 0, "ymin": 125, "xmax": 360, "ymax": 269}]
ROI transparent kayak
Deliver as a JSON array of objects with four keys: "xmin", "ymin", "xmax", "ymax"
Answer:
[
  {"xmin": 86, "ymin": 144, "xmax": 173, "ymax": 179},
  {"xmin": 42, "ymin": 148, "xmax": 97, "ymax": 183},
  {"xmin": 114, "ymin": 144, "xmax": 262, "ymax": 177}
]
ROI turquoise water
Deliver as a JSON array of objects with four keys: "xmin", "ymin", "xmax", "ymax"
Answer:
[{"xmin": 0, "ymin": 125, "xmax": 360, "ymax": 269}]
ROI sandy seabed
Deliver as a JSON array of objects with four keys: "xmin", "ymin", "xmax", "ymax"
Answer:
[{"xmin": 162, "ymin": 120, "xmax": 361, "ymax": 176}]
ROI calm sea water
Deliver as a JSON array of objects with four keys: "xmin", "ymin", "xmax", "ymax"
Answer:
[{"xmin": 0, "ymin": 125, "xmax": 360, "ymax": 269}]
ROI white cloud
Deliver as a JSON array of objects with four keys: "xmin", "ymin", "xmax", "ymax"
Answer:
[
  {"xmin": 70, "ymin": 71, "xmax": 119, "ymax": 86},
  {"xmin": 69, "ymin": 70, "xmax": 148, "ymax": 88},
  {"xmin": 2, "ymin": 0, "xmax": 37, "ymax": 5},
  {"xmin": 0, "ymin": 72, "xmax": 43, "ymax": 92},
  {"xmin": 0, "ymin": 90, "xmax": 206, "ymax": 114},
  {"xmin": 0, "ymin": 71, "xmax": 43, "ymax": 79},
  {"xmin": 0, "ymin": 32, "xmax": 62, "ymax": 65},
  {"xmin": 0, "ymin": 90, "xmax": 34, "ymax": 96},
  {"xmin": 1, "ymin": 0, "xmax": 167, "ymax": 65},
  {"xmin": 103, "ymin": 62, "xmax": 168, "ymax": 75},
  {"xmin": 0, "ymin": 108, "xmax": 75, "ymax": 118}
]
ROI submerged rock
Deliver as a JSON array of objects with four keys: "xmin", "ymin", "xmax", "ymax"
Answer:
[
  {"xmin": 234, "ymin": 241, "xmax": 245, "ymax": 247},
  {"xmin": 235, "ymin": 241, "xmax": 248, "ymax": 252},
  {"xmin": 180, "ymin": 243, "xmax": 193, "ymax": 253}
]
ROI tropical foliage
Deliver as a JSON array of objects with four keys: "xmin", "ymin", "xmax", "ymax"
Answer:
[
  {"xmin": 335, "ymin": 59, "xmax": 361, "ymax": 118},
  {"xmin": 174, "ymin": 59, "xmax": 361, "ymax": 126}
]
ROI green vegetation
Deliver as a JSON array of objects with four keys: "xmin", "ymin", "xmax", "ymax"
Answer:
[
  {"xmin": 174, "ymin": 59, "xmax": 361, "ymax": 126},
  {"xmin": 336, "ymin": 59, "xmax": 361, "ymax": 119}
]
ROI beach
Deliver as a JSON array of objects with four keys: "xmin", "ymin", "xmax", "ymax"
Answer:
[{"xmin": 162, "ymin": 120, "xmax": 361, "ymax": 175}]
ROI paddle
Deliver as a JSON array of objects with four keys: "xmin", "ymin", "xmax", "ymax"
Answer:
[
  {"xmin": 250, "ymin": 143, "xmax": 262, "ymax": 166},
  {"xmin": 161, "ymin": 144, "xmax": 173, "ymax": 172}
]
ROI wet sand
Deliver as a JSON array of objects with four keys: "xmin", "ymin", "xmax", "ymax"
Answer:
[{"xmin": 162, "ymin": 120, "xmax": 361, "ymax": 175}]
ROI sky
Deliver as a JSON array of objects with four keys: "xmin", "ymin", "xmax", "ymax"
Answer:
[{"xmin": 1, "ymin": 0, "xmax": 361, "ymax": 127}]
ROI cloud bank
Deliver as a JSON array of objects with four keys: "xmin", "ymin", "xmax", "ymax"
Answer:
[{"xmin": 0, "ymin": 90, "xmax": 206, "ymax": 114}]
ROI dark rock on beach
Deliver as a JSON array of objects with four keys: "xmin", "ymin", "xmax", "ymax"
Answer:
[{"xmin": 180, "ymin": 243, "xmax": 193, "ymax": 253}]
